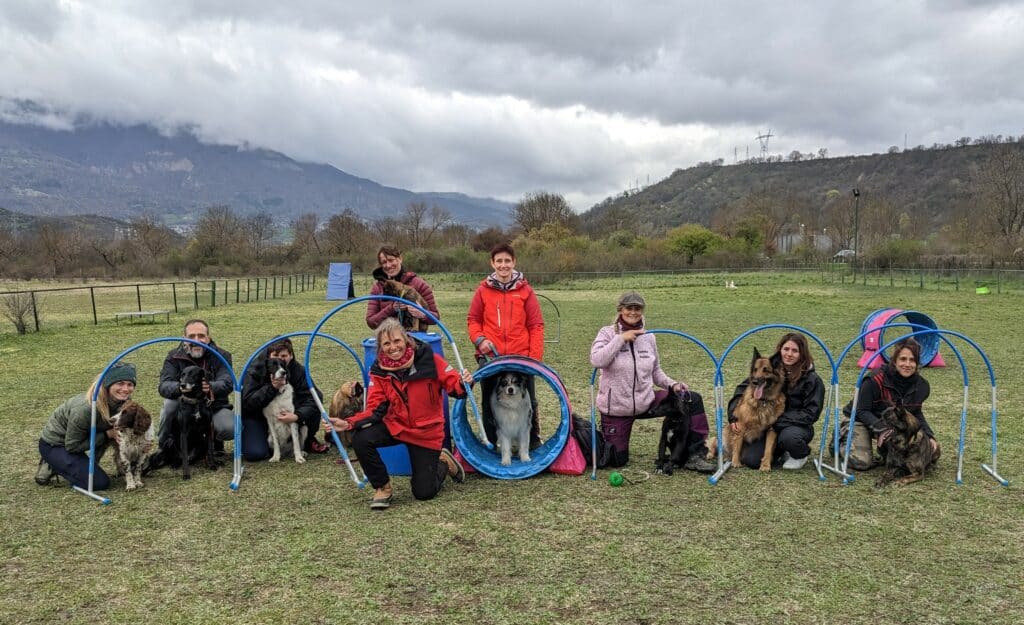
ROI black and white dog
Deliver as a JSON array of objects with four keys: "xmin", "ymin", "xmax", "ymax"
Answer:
[
  {"xmin": 110, "ymin": 400, "xmax": 153, "ymax": 491},
  {"xmin": 263, "ymin": 357, "xmax": 306, "ymax": 463},
  {"xmin": 490, "ymin": 372, "xmax": 534, "ymax": 466},
  {"xmin": 164, "ymin": 365, "xmax": 220, "ymax": 480}
]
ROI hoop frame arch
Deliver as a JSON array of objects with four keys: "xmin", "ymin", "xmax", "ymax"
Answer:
[
  {"xmin": 77, "ymin": 337, "xmax": 241, "ymax": 505},
  {"xmin": 839, "ymin": 328, "xmax": 1004, "ymax": 486},
  {"xmin": 823, "ymin": 322, "xmax": 970, "ymax": 483},
  {"xmin": 588, "ymin": 329, "xmax": 719, "ymax": 481},
  {"xmin": 239, "ymin": 331, "xmax": 370, "ymax": 487},
  {"xmin": 712, "ymin": 324, "xmax": 836, "ymax": 485},
  {"xmin": 452, "ymin": 357, "xmax": 572, "ymax": 479}
]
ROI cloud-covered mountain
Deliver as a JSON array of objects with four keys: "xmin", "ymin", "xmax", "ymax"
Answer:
[{"xmin": 0, "ymin": 118, "xmax": 512, "ymax": 228}]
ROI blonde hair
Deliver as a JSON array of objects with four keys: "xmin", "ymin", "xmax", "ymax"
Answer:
[
  {"xmin": 86, "ymin": 374, "xmax": 115, "ymax": 422},
  {"xmin": 375, "ymin": 317, "xmax": 412, "ymax": 348}
]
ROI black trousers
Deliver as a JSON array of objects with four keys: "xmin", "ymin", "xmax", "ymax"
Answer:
[
  {"xmin": 479, "ymin": 372, "xmax": 541, "ymax": 447},
  {"xmin": 351, "ymin": 422, "xmax": 447, "ymax": 500},
  {"xmin": 739, "ymin": 425, "xmax": 814, "ymax": 469}
]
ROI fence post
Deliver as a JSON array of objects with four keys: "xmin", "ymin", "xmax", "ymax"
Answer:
[
  {"xmin": 90, "ymin": 287, "xmax": 97, "ymax": 325},
  {"xmin": 136, "ymin": 284, "xmax": 142, "ymax": 312},
  {"xmin": 31, "ymin": 291, "xmax": 39, "ymax": 332},
  {"xmin": 193, "ymin": 282, "xmax": 199, "ymax": 308},
  {"xmin": 889, "ymin": 267, "xmax": 894, "ymax": 287},
  {"xmin": 273, "ymin": 276, "xmax": 278, "ymax": 299},
  {"xmin": 172, "ymin": 283, "xmax": 178, "ymax": 312},
  {"xmin": 955, "ymin": 269, "xmax": 959, "ymax": 291},
  {"xmin": 997, "ymin": 269, "xmax": 1001, "ymax": 294},
  {"xmin": 211, "ymin": 281, "xmax": 217, "ymax": 307},
  {"xmin": 919, "ymin": 269, "xmax": 924, "ymax": 289}
]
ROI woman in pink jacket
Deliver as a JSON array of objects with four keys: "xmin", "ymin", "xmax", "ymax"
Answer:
[{"xmin": 589, "ymin": 291, "xmax": 715, "ymax": 472}]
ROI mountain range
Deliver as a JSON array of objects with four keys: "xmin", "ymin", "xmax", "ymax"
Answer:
[{"xmin": 0, "ymin": 119, "xmax": 512, "ymax": 229}]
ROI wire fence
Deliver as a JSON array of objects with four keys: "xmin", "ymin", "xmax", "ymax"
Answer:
[{"xmin": 0, "ymin": 274, "xmax": 318, "ymax": 334}]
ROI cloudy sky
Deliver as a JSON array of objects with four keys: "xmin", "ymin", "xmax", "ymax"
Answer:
[{"xmin": 1, "ymin": 1, "xmax": 1022, "ymax": 210}]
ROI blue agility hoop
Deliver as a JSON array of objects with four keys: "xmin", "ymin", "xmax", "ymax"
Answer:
[
  {"xmin": 588, "ymin": 329, "xmax": 718, "ymax": 481},
  {"xmin": 452, "ymin": 357, "xmax": 571, "ymax": 479},
  {"xmin": 304, "ymin": 295, "xmax": 489, "ymax": 489},
  {"xmin": 839, "ymin": 328, "xmax": 1004, "ymax": 486},
  {"xmin": 826, "ymin": 322, "xmax": 969, "ymax": 484},
  {"xmin": 712, "ymin": 324, "xmax": 835, "ymax": 485},
  {"xmin": 239, "ymin": 331, "xmax": 370, "ymax": 479},
  {"xmin": 78, "ymin": 337, "xmax": 240, "ymax": 505}
]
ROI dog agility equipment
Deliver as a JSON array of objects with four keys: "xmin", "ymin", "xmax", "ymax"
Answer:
[
  {"xmin": 857, "ymin": 308, "xmax": 945, "ymax": 368},
  {"xmin": 325, "ymin": 262, "xmax": 355, "ymax": 300}
]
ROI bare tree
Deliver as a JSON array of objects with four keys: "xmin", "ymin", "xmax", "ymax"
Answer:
[
  {"xmin": 512, "ymin": 191, "xmax": 577, "ymax": 233},
  {"xmin": 972, "ymin": 144, "xmax": 1024, "ymax": 253},
  {"xmin": 130, "ymin": 214, "xmax": 176, "ymax": 259},
  {"xmin": 192, "ymin": 205, "xmax": 242, "ymax": 264},
  {"xmin": 242, "ymin": 212, "xmax": 275, "ymax": 261},
  {"xmin": 291, "ymin": 213, "xmax": 321, "ymax": 255},
  {"xmin": 3, "ymin": 292, "xmax": 37, "ymax": 334},
  {"xmin": 34, "ymin": 223, "xmax": 80, "ymax": 277},
  {"xmin": 323, "ymin": 209, "xmax": 372, "ymax": 256},
  {"xmin": 401, "ymin": 202, "xmax": 429, "ymax": 248},
  {"xmin": 370, "ymin": 215, "xmax": 403, "ymax": 245}
]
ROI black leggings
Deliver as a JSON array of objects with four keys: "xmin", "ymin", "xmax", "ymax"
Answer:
[{"xmin": 351, "ymin": 422, "xmax": 448, "ymax": 500}]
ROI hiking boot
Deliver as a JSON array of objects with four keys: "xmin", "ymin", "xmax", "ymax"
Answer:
[
  {"xmin": 34, "ymin": 458, "xmax": 55, "ymax": 485},
  {"xmin": 683, "ymin": 454, "xmax": 718, "ymax": 474},
  {"xmin": 370, "ymin": 482, "xmax": 393, "ymax": 510},
  {"xmin": 781, "ymin": 453, "xmax": 809, "ymax": 470},
  {"xmin": 439, "ymin": 448, "xmax": 466, "ymax": 483}
]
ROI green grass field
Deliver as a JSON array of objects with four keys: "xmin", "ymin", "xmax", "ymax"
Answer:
[{"xmin": 1, "ymin": 276, "xmax": 1021, "ymax": 624}]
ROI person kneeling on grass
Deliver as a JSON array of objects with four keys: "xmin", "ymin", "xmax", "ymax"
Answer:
[
  {"xmin": 323, "ymin": 318, "xmax": 471, "ymax": 510},
  {"xmin": 35, "ymin": 362, "xmax": 149, "ymax": 490}
]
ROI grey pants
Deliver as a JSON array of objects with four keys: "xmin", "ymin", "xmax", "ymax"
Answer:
[{"xmin": 158, "ymin": 399, "xmax": 235, "ymax": 444}]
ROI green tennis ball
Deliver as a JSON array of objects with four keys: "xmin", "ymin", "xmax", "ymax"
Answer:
[{"xmin": 609, "ymin": 471, "xmax": 624, "ymax": 487}]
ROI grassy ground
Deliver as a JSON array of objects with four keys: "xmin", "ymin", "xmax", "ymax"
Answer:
[{"xmin": 1, "ymin": 277, "xmax": 1021, "ymax": 624}]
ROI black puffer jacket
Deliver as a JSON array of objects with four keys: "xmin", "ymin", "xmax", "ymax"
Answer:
[
  {"xmin": 158, "ymin": 340, "xmax": 234, "ymax": 411},
  {"xmin": 728, "ymin": 365, "xmax": 825, "ymax": 431},
  {"xmin": 847, "ymin": 367, "xmax": 933, "ymax": 437}
]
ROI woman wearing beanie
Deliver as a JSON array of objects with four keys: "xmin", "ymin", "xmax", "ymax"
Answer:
[
  {"xmin": 726, "ymin": 332, "xmax": 825, "ymax": 470},
  {"xmin": 590, "ymin": 291, "xmax": 716, "ymax": 472},
  {"xmin": 35, "ymin": 362, "xmax": 150, "ymax": 490}
]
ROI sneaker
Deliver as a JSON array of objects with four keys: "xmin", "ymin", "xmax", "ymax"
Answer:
[
  {"xmin": 782, "ymin": 453, "xmax": 809, "ymax": 470},
  {"xmin": 34, "ymin": 458, "xmax": 55, "ymax": 485},
  {"xmin": 370, "ymin": 484, "xmax": 393, "ymax": 510},
  {"xmin": 683, "ymin": 454, "xmax": 718, "ymax": 474},
  {"xmin": 440, "ymin": 448, "xmax": 466, "ymax": 483}
]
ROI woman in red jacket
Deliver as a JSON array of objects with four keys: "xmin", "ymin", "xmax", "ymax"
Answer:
[
  {"xmin": 466, "ymin": 243, "xmax": 545, "ymax": 448},
  {"xmin": 324, "ymin": 318, "xmax": 471, "ymax": 510}
]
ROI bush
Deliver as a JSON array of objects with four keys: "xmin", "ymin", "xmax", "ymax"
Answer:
[{"xmin": 3, "ymin": 292, "xmax": 37, "ymax": 334}]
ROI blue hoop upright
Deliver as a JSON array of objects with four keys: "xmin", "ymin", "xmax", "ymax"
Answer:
[
  {"xmin": 712, "ymin": 324, "xmax": 835, "ymax": 485},
  {"xmin": 78, "ymin": 337, "xmax": 241, "ymax": 504}
]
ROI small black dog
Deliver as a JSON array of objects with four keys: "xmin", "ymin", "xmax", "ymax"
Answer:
[
  {"xmin": 164, "ymin": 365, "xmax": 220, "ymax": 480},
  {"xmin": 650, "ymin": 391, "xmax": 695, "ymax": 475},
  {"xmin": 875, "ymin": 401, "xmax": 938, "ymax": 487}
]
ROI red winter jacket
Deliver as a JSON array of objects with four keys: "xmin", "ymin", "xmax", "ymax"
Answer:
[
  {"xmin": 347, "ymin": 341, "xmax": 466, "ymax": 450},
  {"xmin": 466, "ymin": 272, "xmax": 544, "ymax": 361}
]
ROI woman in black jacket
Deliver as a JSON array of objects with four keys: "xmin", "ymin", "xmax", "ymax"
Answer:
[
  {"xmin": 727, "ymin": 332, "xmax": 825, "ymax": 470},
  {"xmin": 843, "ymin": 337, "xmax": 940, "ymax": 470}
]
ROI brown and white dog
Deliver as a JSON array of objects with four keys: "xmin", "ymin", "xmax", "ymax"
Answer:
[
  {"xmin": 328, "ymin": 380, "xmax": 364, "ymax": 448},
  {"xmin": 708, "ymin": 348, "xmax": 787, "ymax": 471},
  {"xmin": 380, "ymin": 279, "xmax": 430, "ymax": 331},
  {"xmin": 110, "ymin": 400, "xmax": 153, "ymax": 491}
]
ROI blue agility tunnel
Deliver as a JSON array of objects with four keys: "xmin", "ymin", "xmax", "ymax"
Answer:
[{"xmin": 451, "ymin": 357, "xmax": 571, "ymax": 480}]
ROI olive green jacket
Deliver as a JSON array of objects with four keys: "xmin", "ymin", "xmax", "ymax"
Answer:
[{"xmin": 39, "ymin": 392, "xmax": 114, "ymax": 454}]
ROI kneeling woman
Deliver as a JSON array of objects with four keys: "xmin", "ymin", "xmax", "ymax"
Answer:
[
  {"xmin": 36, "ymin": 362, "xmax": 147, "ymax": 490},
  {"xmin": 727, "ymin": 333, "xmax": 825, "ymax": 470},
  {"xmin": 589, "ymin": 291, "xmax": 716, "ymax": 472},
  {"xmin": 324, "ymin": 318, "xmax": 471, "ymax": 509}
]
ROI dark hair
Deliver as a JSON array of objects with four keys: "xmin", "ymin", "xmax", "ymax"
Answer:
[
  {"xmin": 490, "ymin": 243, "xmax": 516, "ymax": 260},
  {"xmin": 183, "ymin": 319, "xmax": 210, "ymax": 335},
  {"xmin": 889, "ymin": 337, "xmax": 921, "ymax": 372},
  {"xmin": 377, "ymin": 245, "xmax": 402, "ymax": 262},
  {"xmin": 775, "ymin": 332, "xmax": 813, "ymax": 374},
  {"xmin": 267, "ymin": 338, "xmax": 295, "ymax": 358}
]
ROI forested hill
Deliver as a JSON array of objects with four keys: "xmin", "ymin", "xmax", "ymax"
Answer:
[{"xmin": 580, "ymin": 142, "xmax": 1020, "ymax": 235}]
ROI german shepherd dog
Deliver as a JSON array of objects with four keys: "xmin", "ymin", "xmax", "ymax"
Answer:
[
  {"xmin": 491, "ymin": 372, "xmax": 533, "ymax": 466},
  {"xmin": 165, "ymin": 365, "xmax": 220, "ymax": 480},
  {"xmin": 110, "ymin": 400, "xmax": 153, "ymax": 491},
  {"xmin": 380, "ymin": 279, "xmax": 430, "ymax": 331},
  {"xmin": 328, "ymin": 380, "xmax": 364, "ymax": 449},
  {"xmin": 874, "ymin": 402, "xmax": 938, "ymax": 487},
  {"xmin": 707, "ymin": 348, "xmax": 787, "ymax": 471},
  {"xmin": 650, "ymin": 391, "xmax": 695, "ymax": 475}
]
